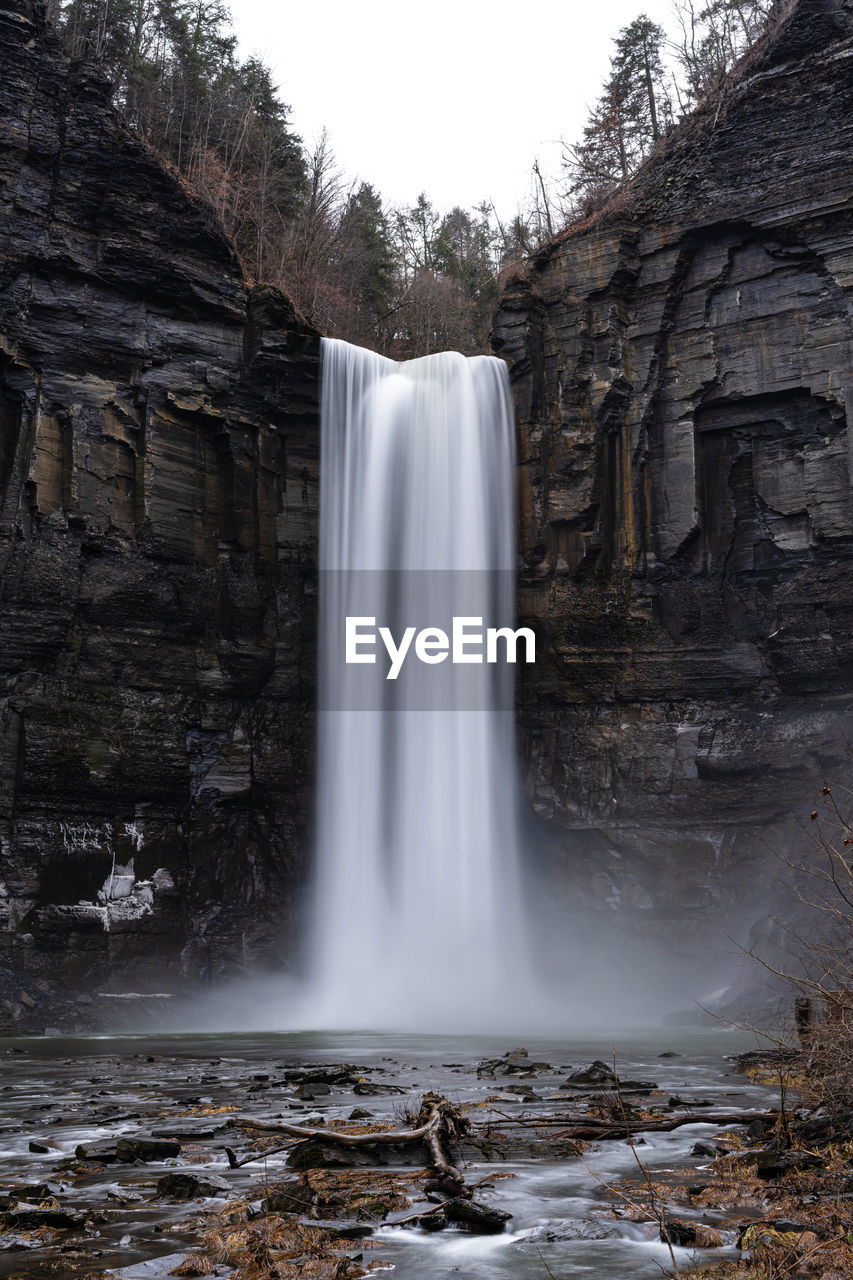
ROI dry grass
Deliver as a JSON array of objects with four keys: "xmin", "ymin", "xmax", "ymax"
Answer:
[
  {"xmin": 684, "ymin": 1227, "xmax": 853, "ymax": 1280},
  {"xmin": 300, "ymin": 1168, "xmax": 414, "ymax": 1220},
  {"xmin": 170, "ymin": 1255, "xmax": 216, "ymax": 1277},
  {"xmin": 200, "ymin": 1217, "xmax": 367, "ymax": 1280},
  {"xmin": 180, "ymin": 1105, "xmax": 239, "ymax": 1116},
  {"xmin": 159, "ymin": 1166, "xmax": 421, "ymax": 1279},
  {"xmin": 659, "ymin": 1146, "xmax": 853, "ymax": 1279}
]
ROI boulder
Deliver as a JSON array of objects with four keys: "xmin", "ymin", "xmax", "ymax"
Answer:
[
  {"xmin": 476, "ymin": 1049, "xmax": 552, "ymax": 1078},
  {"xmin": 116, "ymin": 1137, "xmax": 182, "ymax": 1162},
  {"xmin": 2, "ymin": 1205, "xmax": 84, "ymax": 1229},
  {"xmin": 755, "ymin": 1149, "xmax": 826, "ymax": 1180},
  {"xmin": 74, "ymin": 1141, "xmax": 120, "ymax": 1164},
  {"xmin": 691, "ymin": 1140, "xmax": 724, "ymax": 1158},
  {"xmin": 501, "ymin": 1082, "xmax": 542, "ymax": 1101},
  {"xmin": 664, "ymin": 1219, "xmax": 725, "ymax": 1248},
  {"xmin": 156, "ymin": 1171, "xmax": 231, "ymax": 1199},
  {"xmin": 566, "ymin": 1061, "xmax": 616, "ymax": 1086},
  {"xmin": 295, "ymin": 1081, "xmax": 330, "ymax": 1100},
  {"xmin": 443, "ymin": 1198, "xmax": 512, "ymax": 1234},
  {"xmin": 352, "ymin": 1081, "xmax": 407, "ymax": 1096},
  {"xmin": 418, "ymin": 1212, "xmax": 448, "ymax": 1232},
  {"xmin": 287, "ymin": 1139, "xmax": 421, "ymax": 1170}
]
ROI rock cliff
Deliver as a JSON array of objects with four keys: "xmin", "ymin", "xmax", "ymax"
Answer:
[
  {"xmin": 0, "ymin": 0, "xmax": 320, "ymax": 1020},
  {"xmin": 3, "ymin": 0, "xmax": 852, "ymax": 1026},
  {"xmin": 494, "ymin": 0, "xmax": 853, "ymax": 973}
]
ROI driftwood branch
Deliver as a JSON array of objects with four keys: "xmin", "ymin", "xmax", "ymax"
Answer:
[
  {"xmin": 222, "ymin": 1111, "xmax": 438, "ymax": 1171},
  {"xmin": 423, "ymin": 1113, "xmax": 464, "ymax": 1184},
  {"xmin": 223, "ymin": 1103, "xmax": 771, "ymax": 1171},
  {"xmin": 549, "ymin": 1109, "xmax": 777, "ymax": 1142},
  {"xmin": 226, "ymin": 1092, "xmax": 469, "ymax": 1184},
  {"xmin": 224, "ymin": 1142, "xmax": 294, "ymax": 1170},
  {"xmin": 228, "ymin": 1114, "xmax": 438, "ymax": 1145}
]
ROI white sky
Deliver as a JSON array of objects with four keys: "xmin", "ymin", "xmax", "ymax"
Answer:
[{"xmin": 232, "ymin": 0, "xmax": 680, "ymax": 219}]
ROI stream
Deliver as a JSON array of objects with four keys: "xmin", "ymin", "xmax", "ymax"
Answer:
[{"xmin": 0, "ymin": 1028, "xmax": 776, "ymax": 1279}]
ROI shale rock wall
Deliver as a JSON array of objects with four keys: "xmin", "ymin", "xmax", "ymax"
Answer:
[
  {"xmin": 494, "ymin": 0, "xmax": 853, "ymax": 966},
  {"xmin": 0, "ymin": 0, "xmax": 320, "ymax": 1009},
  {"xmin": 3, "ymin": 0, "xmax": 851, "ymax": 1021}
]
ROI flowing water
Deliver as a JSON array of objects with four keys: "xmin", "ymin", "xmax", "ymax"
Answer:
[
  {"xmin": 0, "ymin": 1030, "xmax": 771, "ymax": 1279},
  {"xmin": 307, "ymin": 338, "xmax": 536, "ymax": 1031}
]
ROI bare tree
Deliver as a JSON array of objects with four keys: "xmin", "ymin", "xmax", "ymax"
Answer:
[
  {"xmin": 671, "ymin": 0, "xmax": 778, "ymax": 106},
  {"xmin": 748, "ymin": 771, "xmax": 853, "ymax": 1115}
]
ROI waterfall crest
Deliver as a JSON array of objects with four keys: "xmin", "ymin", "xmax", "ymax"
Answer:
[{"xmin": 306, "ymin": 337, "xmax": 535, "ymax": 1031}]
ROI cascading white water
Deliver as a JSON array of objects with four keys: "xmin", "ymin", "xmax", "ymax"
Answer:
[{"xmin": 306, "ymin": 337, "xmax": 536, "ymax": 1031}]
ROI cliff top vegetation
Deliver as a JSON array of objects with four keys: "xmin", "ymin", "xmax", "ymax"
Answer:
[{"xmin": 54, "ymin": 0, "xmax": 782, "ymax": 356}]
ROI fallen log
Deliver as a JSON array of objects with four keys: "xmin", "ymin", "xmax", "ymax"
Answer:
[
  {"xmin": 548, "ymin": 1110, "xmax": 778, "ymax": 1142},
  {"xmin": 416, "ymin": 1094, "xmax": 467, "ymax": 1186},
  {"xmin": 228, "ymin": 1116, "xmax": 437, "ymax": 1146},
  {"xmin": 226, "ymin": 1092, "xmax": 469, "ymax": 1184},
  {"xmin": 224, "ymin": 1104, "xmax": 768, "ymax": 1170}
]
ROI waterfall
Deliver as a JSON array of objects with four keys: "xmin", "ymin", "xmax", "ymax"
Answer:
[{"xmin": 306, "ymin": 337, "xmax": 536, "ymax": 1031}]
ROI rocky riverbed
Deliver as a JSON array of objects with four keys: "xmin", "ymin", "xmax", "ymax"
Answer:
[{"xmin": 0, "ymin": 1029, "xmax": 798, "ymax": 1279}]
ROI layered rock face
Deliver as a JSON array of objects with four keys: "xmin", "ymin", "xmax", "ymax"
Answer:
[
  {"xmin": 494, "ymin": 0, "xmax": 853, "ymax": 964},
  {"xmin": 0, "ymin": 0, "xmax": 320, "ymax": 1008}
]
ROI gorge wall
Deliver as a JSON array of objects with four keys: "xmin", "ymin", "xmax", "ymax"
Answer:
[
  {"xmin": 0, "ymin": 0, "xmax": 321, "ymax": 1021},
  {"xmin": 2, "ymin": 0, "xmax": 852, "ymax": 1028},
  {"xmin": 494, "ymin": 0, "xmax": 853, "ymax": 985}
]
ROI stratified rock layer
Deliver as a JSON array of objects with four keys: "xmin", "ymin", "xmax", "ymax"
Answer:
[
  {"xmin": 0, "ymin": 0, "xmax": 320, "ymax": 1004},
  {"xmin": 494, "ymin": 0, "xmax": 853, "ymax": 962}
]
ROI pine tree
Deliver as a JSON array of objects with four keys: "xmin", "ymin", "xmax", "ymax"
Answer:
[
  {"xmin": 563, "ymin": 73, "xmax": 634, "ymax": 203},
  {"xmin": 612, "ymin": 16, "xmax": 672, "ymax": 148},
  {"xmin": 562, "ymin": 13, "xmax": 672, "ymax": 212},
  {"xmin": 56, "ymin": 0, "xmax": 306, "ymax": 284},
  {"xmin": 334, "ymin": 184, "xmax": 396, "ymax": 348}
]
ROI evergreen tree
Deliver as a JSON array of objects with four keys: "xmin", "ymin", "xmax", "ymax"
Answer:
[
  {"xmin": 612, "ymin": 16, "xmax": 672, "ymax": 147},
  {"xmin": 56, "ymin": 0, "xmax": 779, "ymax": 352},
  {"xmin": 56, "ymin": 0, "xmax": 305, "ymax": 284},
  {"xmin": 334, "ymin": 184, "xmax": 396, "ymax": 348},
  {"xmin": 432, "ymin": 205, "xmax": 499, "ymax": 351},
  {"xmin": 564, "ymin": 74, "xmax": 634, "ymax": 203},
  {"xmin": 433, "ymin": 206, "xmax": 495, "ymax": 297},
  {"xmin": 562, "ymin": 13, "xmax": 672, "ymax": 211}
]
